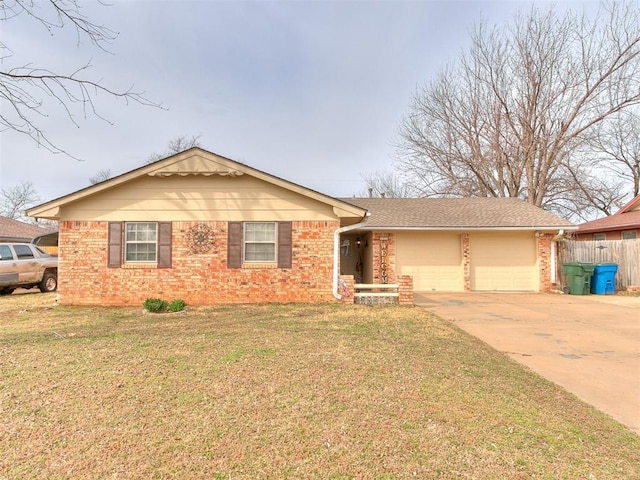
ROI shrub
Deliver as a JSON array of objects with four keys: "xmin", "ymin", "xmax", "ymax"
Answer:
[
  {"xmin": 144, "ymin": 298, "xmax": 168, "ymax": 313},
  {"xmin": 168, "ymin": 299, "xmax": 187, "ymax": 312}
]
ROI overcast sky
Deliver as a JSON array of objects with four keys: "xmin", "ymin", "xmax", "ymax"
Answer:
[{"xmin": 1, "ymin": 0, "xmax": 593, "ymax": 206}]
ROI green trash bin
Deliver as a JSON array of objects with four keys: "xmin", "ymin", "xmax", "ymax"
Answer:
[{"xmin": 562, "ymin": 262, "xmax": 595, "ymax": 295}]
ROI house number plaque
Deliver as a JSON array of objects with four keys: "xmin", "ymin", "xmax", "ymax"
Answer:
[{"xmin": 187, "ymin": 223, "xmax": 215, "ymax": 254}]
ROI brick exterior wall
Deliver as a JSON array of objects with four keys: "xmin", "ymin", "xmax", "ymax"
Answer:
[
  {"xmin": 537, "ymin": 233, "xmax": 554, "ymax": 293},
  {"xmin": 58, "ymin": 220, "xmax": 339, "ymax": 306},
  {"xmin": 398, "ymin": 275, "xmax": 414, "ymax": 305}
]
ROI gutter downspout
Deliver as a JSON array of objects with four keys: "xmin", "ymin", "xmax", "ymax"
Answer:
[
  {"xmin": 551, "ymin": 237, "xmax": 556, "ymax": 284},
  {"xmin": 551, "ymin": 229, "xmax": 564, "ymax": 285},
  {"xmin": 333, "ymin": 216, "xmax": 370, "ymax": 300}
]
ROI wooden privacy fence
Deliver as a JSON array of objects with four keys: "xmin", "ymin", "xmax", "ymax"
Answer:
[{"xmin": 557, "ymin": 239, "xmax": 640, "ymax": 290}]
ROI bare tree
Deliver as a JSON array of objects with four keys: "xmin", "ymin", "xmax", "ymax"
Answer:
[
  {"xmin": 0, "ymin": 0, "xmax": 160, "ymax": 156},
  {"xmin": 397, "ymin": 2, "xmax": 640, "ymax": 221},
  {"xmin": 89, "ymin": 168, "xmax": 112, "ymax": 185},
  {"xmin": 1, "ymin": 181, "xmax": 41, "ymax": 220},
  {"xmin": 358, "ymin": 170, "xmax": 416, "ymax": 198},
  {"xmin": 588, "ymin": 110, "xmax": 640, "ymax": 200},
  {"xmin": 550, "ymin": 161, "xmax": 627, "ymax": 219},
  {"xmin": 146, "ymin": 134, "xmax": 202, "ymax": 164}
]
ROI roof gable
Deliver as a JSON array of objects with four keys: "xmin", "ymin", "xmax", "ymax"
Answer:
[
  {"xmin": 147, "ymin": 152, "xmax": 246, "ymax": 178},
  {"xmin": 27, "ymin": 148, "xmax": 367, "ymax": 220},
  {"xmin": 617, "ymin": 194, "xmax": 640, "ymax": 214}
]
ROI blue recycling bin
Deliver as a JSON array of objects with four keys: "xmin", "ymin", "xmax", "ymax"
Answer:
[{"xmin": 590, "ymin": 263, "xmax": 618, "ymax": 295}]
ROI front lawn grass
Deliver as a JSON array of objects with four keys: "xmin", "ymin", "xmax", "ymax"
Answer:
[{"xmin": 1, "ymin": 293, "xmax": 638, "ymax": 479}]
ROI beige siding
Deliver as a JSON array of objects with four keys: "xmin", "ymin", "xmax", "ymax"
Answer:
[
  {"xmin": 59, "ymin": 175, "xmax": 339, "ymax": 222},
  {"xmin": 395, "ymin": 232, "xmax": 463, "ymax": 291},
  {"xmin": 469, "ymin": 232, "xmax": 538, "ymax": 291}
]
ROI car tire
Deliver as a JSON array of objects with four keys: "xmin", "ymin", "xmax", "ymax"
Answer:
[
  {"xmin": 0, "ymin": 288, "xmax": 15, "ymax": 295},
  {"xmin": 39, "ymin": 273, "xmax": 58, "ymax": 293}
]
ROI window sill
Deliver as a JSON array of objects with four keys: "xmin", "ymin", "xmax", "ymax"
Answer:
[
  {"xmin": 241, "ymin": 262, "xmax": 278, "ymax": 269},
  {"xmin": 122, "ymin": 262, "xmax": 158, "ymax": 269}
]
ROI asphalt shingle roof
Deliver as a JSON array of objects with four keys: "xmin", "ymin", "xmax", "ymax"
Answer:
[
  {"xmin": 339, "ymin": 197, "xmax": 575, "ymax": 229},
  {"xmin": 0, "ymin": 216, "xmax": 56, "ymax": 241},
  {"xmin": 576, "ymin": 194, "xmax": 640, "ymax": 233},
  {"xmin": 577, "ymin": 210, "xmax": 640, "ymax": 233}
]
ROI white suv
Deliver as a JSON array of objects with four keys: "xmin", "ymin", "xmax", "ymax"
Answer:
[{"xmin": 0, "ymin": 243, "xmax": 58, "ymax": 295}]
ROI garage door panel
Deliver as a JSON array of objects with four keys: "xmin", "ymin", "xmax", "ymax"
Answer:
[
  {"xmin": 470, "ymin": 233, "xmax": 537, "ymax": 291},
  {"xmin": 396, "ymin": 232, "xmax": 463, "ymax": 291},
  {"xmin": 402, "ymin": 265, "xmax": 463, "ymax": 291},
  {"xmin": 473, "ymin": 266, "xmax": 533, "ymax": 291}
]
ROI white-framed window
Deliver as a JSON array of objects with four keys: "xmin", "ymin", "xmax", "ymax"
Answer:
[
  {"xmin": 622, "ymin": 230, "xmax": 637, "ymax": 240},
  {"xmin": 125, "ymin": 222, "xmax": 157, "ymax": 262},
  {"xmin": 593, "ymin": 233, "xmax": 606, "ymax": 241},
  {"xmin": 244, "ymin": 222, "xmax": 276, "ymax": 262}
]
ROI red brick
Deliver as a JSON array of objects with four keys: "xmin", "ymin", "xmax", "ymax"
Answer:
[{"xmin": 58, "ymin": 220, "xmax": 339, "ymax": 306}]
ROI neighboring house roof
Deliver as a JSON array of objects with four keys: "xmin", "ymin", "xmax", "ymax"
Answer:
[
  {"xmin": 577, "ymin": 194, "xmax": 640, "ymax": 234},
  {"xmin": 341, "ymin": 197, "xmax": 575, "ymax": 231},
  {"xmin": 27, "ymin": 148, "xmax": 368, "ymax": 221},
  {"xmin": 0, "ymin": 216, "xmax": 57, "ymax": 242}
]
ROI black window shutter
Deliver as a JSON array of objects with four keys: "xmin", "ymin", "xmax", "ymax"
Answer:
[
  {"xmin": 108, "ymin": 222, "xmax": 122, "ymax": 268},
  {"xmin": 277, "ymin": 221, "xmax": 292, "ymax": 269},
  {"xmin": 227, "ymin": 222, "xmax": 242, "ymax": 268},
  {"xmin": 157, "ymin": 222, "xmax": 172, "ymax": 268}
]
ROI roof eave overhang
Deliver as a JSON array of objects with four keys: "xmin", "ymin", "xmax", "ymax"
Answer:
[
  {"xmin": 351, "ymin": 225, "xmax": 577, "ymax": 232},
  {"xmin": 577, "ymin": 224, "xmax": 640, "ymax": 234},
  {"xmin": 0, "ymin": 236, "xmax": 32, "ymax": 242},
  {"xmin": 26, "ymin": 206, "xmax": 60, "ymax": 220}
]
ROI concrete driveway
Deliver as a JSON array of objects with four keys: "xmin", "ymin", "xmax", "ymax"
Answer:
[{"xmin": 415, "ymin": 292, "xmax": 640, "ymax": 434}]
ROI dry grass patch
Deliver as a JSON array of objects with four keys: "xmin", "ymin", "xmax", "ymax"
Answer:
[{"xmin": 1, "ymin": 294, "xmax": 638, "ymax": 479}]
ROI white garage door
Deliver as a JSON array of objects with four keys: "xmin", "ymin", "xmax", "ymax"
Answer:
[
  {"xmin": 469, "ymin": 232, "xmax": 538, "ymax": 291},
  {"xmin": 395, "ymin": 232, "xmax": 463, "ymax": 291}
]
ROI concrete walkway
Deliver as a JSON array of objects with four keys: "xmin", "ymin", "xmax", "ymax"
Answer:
[{"xmin": 415, "ymin": 292, "xmax": 640, "ymax": 434}]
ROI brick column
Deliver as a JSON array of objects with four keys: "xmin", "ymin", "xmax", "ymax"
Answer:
[
  {"xmin": 372, "ymin": 233, "xmax": 395, "ymax": 284},
  {"xmin": 338, "ymin": 275, "xmax": 355, "ymax": 303},
  {"xmin": 398, "ymin": 275, "xmax": 414, "ymax": 305},
  {"xmin": 537, "ymin": 233, "xmax": 554, "ymax": 293},
  {"xmin": 462, "ymin": 233, "xmax": 471, "ymax": 291}
]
